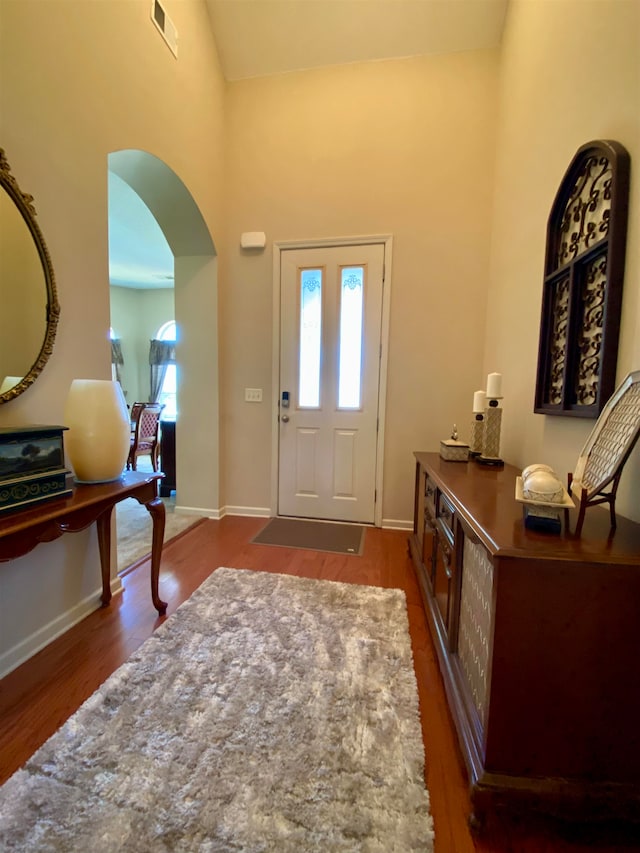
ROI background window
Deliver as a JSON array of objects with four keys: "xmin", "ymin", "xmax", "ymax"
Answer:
[{"xmin": 156, "ymin": 321, "xmax": 177, "ymax": 419}]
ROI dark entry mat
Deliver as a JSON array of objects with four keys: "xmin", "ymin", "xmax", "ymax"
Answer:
[{"xmin": 251, "ymin": 517, "xmax": 365, "ymax": 555}]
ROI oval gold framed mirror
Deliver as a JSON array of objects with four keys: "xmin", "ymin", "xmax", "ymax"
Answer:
[{"xmin": 0, "ymin": 148, "xmax": 60, "ymax": 403}]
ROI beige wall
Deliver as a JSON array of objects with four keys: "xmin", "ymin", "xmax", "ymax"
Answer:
[
  {"xmin": 487, "ymin": 0, "xmax": 640, "ymax": 522},
  {"xmin": 0, "ymin": 0, "xmax": 225, "ymax": 676},
  {"xmin": 110, "ymin": 285, "xmax": 175, "ymax": 403},
  {"xmin": 1, "ymin": 0, "xmax": 639, "ymax": 675},
  {"xmin": 221, "ymin": 50, "xmax": 500, "ymax": 522}
]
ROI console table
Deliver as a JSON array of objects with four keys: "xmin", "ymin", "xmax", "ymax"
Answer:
[
  {"xmin": 408, "ymin": 452, "xmax": 640, "ymax": 828},
  {"xmin": 0, "ymin": 472, "xmax": 167, "ymax": 615}
]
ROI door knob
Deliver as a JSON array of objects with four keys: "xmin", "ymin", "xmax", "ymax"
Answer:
[{"xmin": 281, "ymin": 414, "xmax": 290, "ymax": 423}]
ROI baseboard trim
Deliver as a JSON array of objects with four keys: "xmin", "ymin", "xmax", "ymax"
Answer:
[
  {"xmin": 221, "ymin": 506, "xmax": 271, "ymax": 518},
  {"xmin": 173, "ymin": 505, "xmax": 223, "ymax": 519},
  {"xmin": 381, "ymin": 518, "xmax": 413, "ymax": 530},
  {"xmin": 0, "ymin": 578, "xmax": 123, "ymax": 680},
  {"xmin": 171, "ymin": 506, "xmax": 409, "ymax": 528},
  {"xmin": 172, "ymin": 505, "xmax": 270, "ymax": 520},
  {"xmin": 220, "ymin": 510, "xmax": 409, "ymax": 529}
]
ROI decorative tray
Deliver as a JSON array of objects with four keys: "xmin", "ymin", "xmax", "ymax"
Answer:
[{"xmin": 515, "ymin": 476, "xmax": 575, "ymax": 509}]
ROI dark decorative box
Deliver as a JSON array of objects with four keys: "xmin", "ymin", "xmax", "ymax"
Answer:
[
  {"xmin": 522, "ymin": 504, "xmax": 562, "ymax": 535},
  {"xmin": 0, "ymin": 425, "xmax": 72, "ymax": 512}
]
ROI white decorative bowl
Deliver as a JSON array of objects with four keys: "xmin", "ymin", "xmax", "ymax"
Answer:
[
  {"xmin": 522, "ymin": 470, "xmax": 564, "ymax": 503},
  {"xmin": 522, "ymin": 463, "xmax": 556, "ymax": 483}
]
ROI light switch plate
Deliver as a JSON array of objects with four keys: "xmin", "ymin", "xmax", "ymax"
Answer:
[{"xmin": 245, "ymin": 388, "xmax": 263, "ymax": 402}]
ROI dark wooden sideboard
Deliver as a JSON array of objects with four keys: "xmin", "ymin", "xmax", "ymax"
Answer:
[
  {"xmin": 408, "ymin": 452, "xmax": 640, "ymax": 828},
  {"xmin": 159, "ymin": 419, "xmax": 176, "ymax": 498}
]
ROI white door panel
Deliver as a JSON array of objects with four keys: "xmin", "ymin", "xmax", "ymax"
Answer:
[
  {"xmin": 278, "ymin": 244, "xmax": 384, "ymax": 523},
  {"xmin": 295, "ymin": 428, "xmax": 319, "ymax": 496}
]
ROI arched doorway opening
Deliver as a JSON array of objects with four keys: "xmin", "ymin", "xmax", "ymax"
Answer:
[{"xmin": 108, "ymin": 149, "xmax": 219, "ymax": 515}]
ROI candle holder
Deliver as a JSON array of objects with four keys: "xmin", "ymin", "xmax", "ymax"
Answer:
[
  {"xmin": 469, "ymin": 412, "xmax": 484, "ymax": 457},
  {"xmin": 477, "ymin": 398, "xmax": 504, "ymax": 467}
]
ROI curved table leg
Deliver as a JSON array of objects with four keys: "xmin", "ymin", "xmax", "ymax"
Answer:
[{"xmin": 144, "ymin": 496, "xmax": 168, "ymax": 615}]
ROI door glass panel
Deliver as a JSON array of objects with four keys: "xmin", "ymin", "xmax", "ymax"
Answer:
[
  {"xmin": 298, "ymin": 268, "xmax": 322, "ymax": 408},
  {"xmin": 338, "ymin": 266, "xmax": 364, "ymax": 409}
]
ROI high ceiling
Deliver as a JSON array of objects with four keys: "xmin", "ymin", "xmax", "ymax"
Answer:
[
  {"xmin": 109, "ymin": 172, "xmax": 175, "ymax": 290},
  {"xmin": 205, "ymin": 0, "xmax": 508, "ymax": 81},
  {"xmin": 109, "ymin": 0, "xmax": 508, "ymax": 290}
]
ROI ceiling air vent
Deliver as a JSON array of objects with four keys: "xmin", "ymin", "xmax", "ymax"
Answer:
[{"xmin": 151, "ymin": 0, "xmax": 178, "ymax": 58}]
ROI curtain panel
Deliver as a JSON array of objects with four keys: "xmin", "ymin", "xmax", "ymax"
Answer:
[
  {"xmin": 149, "ymin": 340, "xmax": 176, "ymax": 365},
  {"xmin": 149, "ymin": 339, "xmax": 176, "ymax": 403},
  {"xmin": 111, "ymin": 339, "xmax": 124, "ymax": 386}
]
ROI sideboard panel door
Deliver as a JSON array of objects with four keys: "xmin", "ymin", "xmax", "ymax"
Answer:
[{"xmin": 457, "ymin": 535, "xmax": 493, "ymax": 731}]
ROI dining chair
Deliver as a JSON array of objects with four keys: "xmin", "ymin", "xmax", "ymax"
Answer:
[
  {"xmin": 127, "ymin": 403, "xmax": 165, "ymax": 472},
  {"xmin": 129, "ymin": 401, "xmax": 145, "ymax": 427}
]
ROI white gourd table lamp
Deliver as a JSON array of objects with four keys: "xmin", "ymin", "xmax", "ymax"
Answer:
[{"xmin": 64, "ymin": 379, "xmax": 130, "ymax": 483}]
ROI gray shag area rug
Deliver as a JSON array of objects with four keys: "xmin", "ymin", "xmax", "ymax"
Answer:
[{"xmin": 0, "ymin": 568, "xmax": 434, "ymax": 852}]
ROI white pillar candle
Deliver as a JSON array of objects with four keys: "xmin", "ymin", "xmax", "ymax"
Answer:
[
  {"xmin": 486, "ymin": 372, "xmax": 502, "ymax": 398},
  {"xmin": 473, "ymin": 390, "xmax": 486, "ymax": 413}
]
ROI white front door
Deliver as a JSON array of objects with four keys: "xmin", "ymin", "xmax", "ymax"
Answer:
[{"xmin": 278, "ymin": 244, "xmax": 385, "ymax": 523}]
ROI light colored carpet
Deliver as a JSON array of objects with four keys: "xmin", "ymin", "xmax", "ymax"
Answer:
[
  {"xmin": 0, "ymin": 568, "xmax": 434, "ymax": 852},
  {"xmin": 115, "ymin": 495, "xmax": 200, "ymax": 571}
]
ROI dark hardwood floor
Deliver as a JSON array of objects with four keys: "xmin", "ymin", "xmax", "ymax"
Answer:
[{"xmin": 1, "ymin": 516, "xmax": 638, "ymax": 852}]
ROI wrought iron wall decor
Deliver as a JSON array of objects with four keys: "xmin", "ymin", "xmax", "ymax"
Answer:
[{"xmin": 534, "ymin": 140, "xmax": 630, "ymax": 417}]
